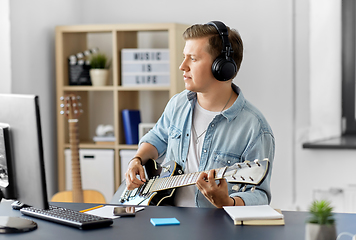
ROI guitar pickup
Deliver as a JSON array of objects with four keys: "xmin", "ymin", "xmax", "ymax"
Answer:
[
  {"xmin": 130, "ymin": 188, "xmax": 138, "ymax": 198},
  {"xmin": 142, "ymin": 178, "xmax": 155, "ymax": 195}
]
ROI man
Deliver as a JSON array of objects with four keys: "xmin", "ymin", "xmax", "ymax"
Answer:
[{"xmin": 125, "ymin": 21, "xmax": 274, "ymax": 208}]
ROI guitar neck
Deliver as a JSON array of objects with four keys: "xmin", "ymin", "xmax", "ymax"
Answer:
[
  {"xmin": 150, "ymin": 168, "xmax": 224, "ymax": 192},
  {"xmin": 69, "ymin": 120, "xmax": 83, "ymax": 202}
]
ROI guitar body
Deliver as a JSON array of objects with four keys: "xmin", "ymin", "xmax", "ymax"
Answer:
[
  {"xmin": 51, "ymin": 190, "xmax": 106, "ymax": 204},
  {"xmin": 112, "ymin": 159, "xmax": 182, "ymax": 206}
]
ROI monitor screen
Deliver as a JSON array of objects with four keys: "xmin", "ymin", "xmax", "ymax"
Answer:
[{"xmin": 0, "ymin": 94, "xmax": 49, "ymax": 209}]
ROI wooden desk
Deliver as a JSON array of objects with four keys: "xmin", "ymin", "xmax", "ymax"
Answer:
[{"xmin": 1, "ymin": 200, "xmax": 355, "ymax": 240}]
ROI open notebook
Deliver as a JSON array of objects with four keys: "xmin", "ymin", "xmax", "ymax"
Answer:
[{"xmin": 223, "ymin": 205, "xmax": 285, "ymax": 225}]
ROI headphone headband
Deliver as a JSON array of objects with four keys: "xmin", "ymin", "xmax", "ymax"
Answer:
[{"xmin": 207, "ymin": 21, "xmax": 233, "ymax": 58}]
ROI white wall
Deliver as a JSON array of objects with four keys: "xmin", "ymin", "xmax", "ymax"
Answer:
[
  {"xmin": 0, "ymin": 0, "xmax": 11, "ymax": 93},
  {"xmin": 9, "ymin": 0, "xmax": 84, "ymax": 198}
]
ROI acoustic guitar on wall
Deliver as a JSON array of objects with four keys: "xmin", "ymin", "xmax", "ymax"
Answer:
[{"xmin": 51, "ymin": 94, "xmax": 106, "ymax": 204}]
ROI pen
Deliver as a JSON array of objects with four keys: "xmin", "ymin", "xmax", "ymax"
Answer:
[{"xmin": 79, "ymin": 205, "xmax": 104, "ymax": 213}]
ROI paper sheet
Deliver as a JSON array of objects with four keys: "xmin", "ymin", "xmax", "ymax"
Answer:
[{"xmin": 84, "ymin": 206, "xmax": 144, "ymax": 219}]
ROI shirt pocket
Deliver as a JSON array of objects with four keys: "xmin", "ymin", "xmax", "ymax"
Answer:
[
  {"xmin": 165, "ymin": 126, "xmax": 182, "ymax": 162},
  {"xmin": 212, "ymin": 151, "xmax": 241, "ymax": 168}
]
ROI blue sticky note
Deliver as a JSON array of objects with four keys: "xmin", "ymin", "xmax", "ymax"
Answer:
[{"xmin": 150, "ymin": 218, "xmax": 180, "ymax": 226}]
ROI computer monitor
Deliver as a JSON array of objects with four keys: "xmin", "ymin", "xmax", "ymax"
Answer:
[{"xmin": 0, "ymin": 94, "xmax": 49, "ymax": 210}]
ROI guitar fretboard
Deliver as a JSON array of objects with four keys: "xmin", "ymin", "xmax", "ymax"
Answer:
[
  {"xmin": 150, "ymin": 168, "xmax": 225, "ymax": 192},
  {"xmin": 69, "ymin": 120, "xmax": 83, "ymax": 203}
]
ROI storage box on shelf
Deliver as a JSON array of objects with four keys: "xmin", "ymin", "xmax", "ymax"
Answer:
[
  {"xmin": 55, "ymin": 23, "xmax": 188, "ymax": 192},
  {"xmin": 65, "ymin": 149, "xmax": 114, "ymax": 203}
]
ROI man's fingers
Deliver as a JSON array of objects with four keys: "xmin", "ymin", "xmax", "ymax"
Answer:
[
  {"xmin": 126, "ymin": 170, "xmax": 145, "ymax": 190},
  {"xmin": 218, "ymin": 178, "xmax": 227, "ymax": 188},
  {"xmin": 138, "ymin": 168, "xmax": 146, "ymax": 183},
  {"xmin": 207, "ymin": 169, "xmax": 215, "ymax": 181}
]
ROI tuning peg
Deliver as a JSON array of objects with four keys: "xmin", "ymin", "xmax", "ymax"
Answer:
[
  {"xmin": 60, "ymin": 103, "xmax": 64, "ymax": 108},
  {"xmin": 232, "ymin": 185, "xmax": 240, "ymax": 191},
  {"xmin": 77, "ymin": 96, "xmax": 81, "ymax": 100},
  {"xmin": 60, "ymin": 110, "xmax": 64, "ymax": 115},
  {"xmin": 251, "ymin": 186, "xmax": 256, "ymax": 192},
  {"xmin": 254, "ymin": 159, "xmax": 260, "ymax": 166},
  {"xmin": 60, "ymin": 96, "xmax": 64, "ymax": 101},
  {"xmin": 80, "ymin": 109, "xmax": 84, "ymax": 113},
  {"xmin": 241, "ymin": 185, "xmax": 247, "ymax": 192}
]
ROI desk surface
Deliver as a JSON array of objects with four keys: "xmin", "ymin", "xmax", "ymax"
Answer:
[{"xmin": 1, "ymin": 200, "xmax": 356, "ymax": 240}]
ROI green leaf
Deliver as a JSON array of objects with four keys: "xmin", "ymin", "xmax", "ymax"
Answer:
[
  {"xmin": 90, "ymin": 53, "xmax": 108, "ymax": 69},
  {"xmin": 307, "ymin": 200, "xmax": 335, "ymax": 225}
]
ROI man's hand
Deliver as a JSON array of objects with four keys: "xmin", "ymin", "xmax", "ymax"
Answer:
[
  {"xmin": 125, "ymin": 158, "xmax": 146, "ymax": 190},
  {"xmin": 196, "ymin": 169, "xmax": 244, "ymax": 208}
]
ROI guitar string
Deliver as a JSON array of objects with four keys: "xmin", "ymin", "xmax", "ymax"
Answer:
[{"xmin": 151, "ymin": 167, "xmax": 226, "ymax": 192}]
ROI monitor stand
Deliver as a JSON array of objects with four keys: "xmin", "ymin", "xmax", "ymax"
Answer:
[
  {"xmin": 0, "ymin": 216, "xmax": 37, "ymax": 233},
  {"xmin": 0, "ymin": 196, "xmax": 37, "ymax": 233}
]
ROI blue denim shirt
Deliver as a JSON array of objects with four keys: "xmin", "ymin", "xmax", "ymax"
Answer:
[{"xmin": 140, "ymin": 84, "xmax": 275, "ymax": 208}]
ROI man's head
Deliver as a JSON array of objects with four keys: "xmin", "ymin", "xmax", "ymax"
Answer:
[{"xmin": 182, "ymin": 21, "xmax": 243, "ymax": 81}]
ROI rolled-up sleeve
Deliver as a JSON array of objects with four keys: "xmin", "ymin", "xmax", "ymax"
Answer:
[{"xmin": 232, "ymin": 132, "xmax": 275, "ymax": 206}]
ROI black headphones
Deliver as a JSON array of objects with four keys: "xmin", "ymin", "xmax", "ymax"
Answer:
[{"xmin": 207, "ymin": 21, "xmax": 237, "ymax": 81}]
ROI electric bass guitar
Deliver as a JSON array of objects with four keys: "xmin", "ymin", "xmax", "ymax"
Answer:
[{"xmin": 112, "ymin": 158, "xmax": 270, "ymax": 206}]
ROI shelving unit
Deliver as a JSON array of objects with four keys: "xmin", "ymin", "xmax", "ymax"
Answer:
[{"xmin": 55, "ymin": 23, "xmax": 189, "ymax": 194}]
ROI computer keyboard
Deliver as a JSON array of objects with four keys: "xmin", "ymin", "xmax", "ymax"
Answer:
[{"xmin": 20, "ymin": 205, "xmax": 113, "ymax": 229}]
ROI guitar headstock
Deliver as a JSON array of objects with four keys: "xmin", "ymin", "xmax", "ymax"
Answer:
[
  {"xmin": 217, "ymin": 158, "xmax": 270, "ymax": 188},
  {"xmin": 60, "ymin": 94, "xmax": 83, "ymax": 120}
]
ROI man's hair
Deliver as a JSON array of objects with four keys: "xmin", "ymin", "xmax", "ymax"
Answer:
[{"xmin": 183, "ymin": 23, "xmax": 243, "ymax": 78}]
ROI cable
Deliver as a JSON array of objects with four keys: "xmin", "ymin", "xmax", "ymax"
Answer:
[{"xmin": 336, "ymin": 232, "xmax": 355, "ymax": 240}]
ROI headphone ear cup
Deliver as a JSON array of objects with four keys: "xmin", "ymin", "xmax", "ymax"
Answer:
[{"xmin": 211, "ymin": 56, "xmax": 237, "ymax": 81}]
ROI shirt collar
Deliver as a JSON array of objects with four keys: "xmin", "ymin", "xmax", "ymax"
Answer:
[{"xmin": 186, "ymin": 83, "xmax": 246, "ymax": 122}]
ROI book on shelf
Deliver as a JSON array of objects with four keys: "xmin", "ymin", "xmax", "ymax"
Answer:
[
  {"xmin": 223, "ymin": 205, "xmax": 285, "ymax": 226},
  {"xmin": 122, "ymin": 109, "xmax": 141, "ymax": 145}
]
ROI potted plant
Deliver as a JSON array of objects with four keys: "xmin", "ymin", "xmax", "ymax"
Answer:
[
  {"xmin": 305, "ymin": 200, "xmax": 336, "ymax": 240},
  {"xmin": 89, "ymin": 53, "xmax": 110, "ymax": 86}
]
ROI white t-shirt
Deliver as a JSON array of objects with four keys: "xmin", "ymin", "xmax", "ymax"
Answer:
[{"xmin": 174, "ymin": 101, "xmax": 220, "ymax": 207}]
